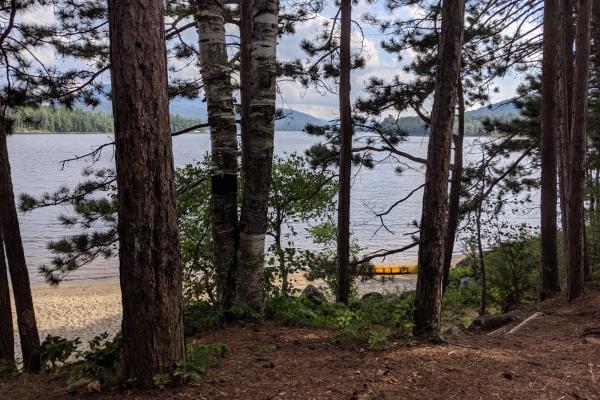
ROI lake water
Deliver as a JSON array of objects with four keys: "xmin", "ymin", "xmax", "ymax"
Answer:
[{"xmin": 7, "ymin": 132, "xmax": 540, "ymax": 283}]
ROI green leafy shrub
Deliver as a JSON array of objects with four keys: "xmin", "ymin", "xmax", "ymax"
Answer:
[
  {"xmin": 173, "ymin": 343, "xmax": 229, "ymax": 382},
  {"xmin": 176, "ymin": 153, "xmax": 339, "ymax": 305},
  {"xmin": 356, "ymin": 292, "xmax": 415, "ymax": 331},
  {"xmin": 70, "ymin": 332, "xmax": 123, "ymax": 387},
  {"xmin": 447, "ymin": 264, "xmax": 475, "ymax": 288},
  {"xmin": 485, "ymin": 229, "xmax": 540, "ymax": 305},
  {"xmin": 227, "ymin": 301, "xmax": 263, "ymax": 321},
  {"xmin": 0, "ymin": 359, "xmax": 19, "ymax": 377},
  {"xmin": 303, "ymin": 222, "xmax": 370, "ymax": 297},
  {"xmin": 265, "ymin": 295, "xmax": 348, "ymax": 327},
  {"xmin": 265, "ymin": 296, "xmax": 319, "ymax": 325},
  {"xmin": 367, "ymin": 327, "xmax": 391, "ymax": 351},
  {"xmin": 265, "ymin": 154, "xmax": 337, "ymax": 297},
  {"xmin": 444, "ymin": 284, "xmax": 480, "ymax": 308},
  {"xmin": 266, "ymin": 292, "xmax": 414, "ymax": 349},
  {"xmin": 40, "ymin": 334, "xmax": 81, "ymax": 371},
  {"xmin": 183, "ymin": 301, "xmax": 223, "ymax": 336},
  {"xmin": 331, "ymin": 313, "xmax": 370, "ymax": 345},
  {"xmin": 176, "ymin": 158, "xmax": 217, "ymax": 306},
  {"xmin": 443, "ymin": 264, "xmax": 481, "ymax": 310}
]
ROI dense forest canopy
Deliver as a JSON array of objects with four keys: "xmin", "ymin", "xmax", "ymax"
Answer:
[{"xmin": 9, "ymin": 107, "xmax": 203, "ymax": 134}]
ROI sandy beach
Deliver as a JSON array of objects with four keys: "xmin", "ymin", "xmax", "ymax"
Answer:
[
  {"xmin": 12, "ymin": 279, "xmax": 122, "ymax": 357},
  {"xmin": 11, "ymin": 257, "xmax": 467, "ymax": 356}
]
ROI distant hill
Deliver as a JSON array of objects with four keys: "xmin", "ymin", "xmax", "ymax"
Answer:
[
  {"xmin": 380, "ymin": 98, "xmax": 519, "ymax": 136},
  {"xmin": 79, "ymin": 91, "xmax": 327, "ymax": 131},
  {"xmin": 465, "ymin": 99, "xmax": 518, "ymax": 118},
  {"xmin": 275, "ymin": 109, "xmax": 327, "ymax": 131},
  {"xmin": 79, "ymin": 88, "xmax": 515, "ymax": 135}
]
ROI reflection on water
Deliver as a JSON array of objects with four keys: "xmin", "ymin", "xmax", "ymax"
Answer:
[{"xmin": 8, "ymin": 132, "xmax": 539, "ymax": 283}]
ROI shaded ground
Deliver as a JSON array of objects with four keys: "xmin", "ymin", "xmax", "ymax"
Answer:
[{"xmin": 2, "ymin": 290, "xmax": 599, "ymax": 400}]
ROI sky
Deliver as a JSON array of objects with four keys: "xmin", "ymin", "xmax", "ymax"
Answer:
[
  {"xmin": 274, "ymin": 1, "xmax": 524, "ymax": 119},
  {"xmin": 19, "ymin": 1, "xmax": 525, "ymax": 120}
]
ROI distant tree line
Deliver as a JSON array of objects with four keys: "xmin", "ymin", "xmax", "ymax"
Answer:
[
  {"xmin": 379, "ymin": 114, "xmax": 516, "ymax": 136},
  {"xmin": 9, "ymin": 107, "xmax": 202, "ymax": 134}
]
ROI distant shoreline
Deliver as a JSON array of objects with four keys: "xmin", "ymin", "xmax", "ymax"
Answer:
[
  {"xmin": 11, "ymin": 131, "xmax": 204, "ymax": 134},
  {"xmin": 11, "ymin": 130, "xmax": 497, "ymax": 136}
]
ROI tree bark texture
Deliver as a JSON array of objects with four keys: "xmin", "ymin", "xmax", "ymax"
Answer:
[
  {"xmin": 540, "ymin": 0, "xmax": 561, "ymax": 300},
  {"xmin": 566, "ymin": 0, "xmax": 593, "ymax": 301},
  {"xmin": 443, "ymin": 81, "xmax": 464, "ymax": 293},
  {"xmin": 414, "ymin": 0, "xmax": 465, "ymax": 338},
  {"xmin": 0, "ymin": 119, "xmax": 40, "ymax": 373},
  {"xmin": 107, "ymin": 0, "xmax": 184, "ymax": 387},
  {"xmin": 558, "ymin": 0, "xmax": 575, "ymax": 242},
  {"xmin": 476, "ymin": 198, "xmax": 487, "ymax": 316},
  {"xmin": 0, "ymin": 231, "xmax": 14, "ymax": 363},
  {"xmin": 240, "ymin": 0, "xmax": 253, "ymax": 168},
  {"xmin": 196, "ymin": 0, "xmax": 239, "ymax": 309},
  {"xmin": 238, "ymin": 0, "xmax": 279, "ymax": 312},
  {"xmin": 336, "ymin": 0, "xmax": 352, "ymax": 305}
]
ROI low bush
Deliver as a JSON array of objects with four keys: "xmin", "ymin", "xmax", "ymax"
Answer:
[
  {"xmin": 183, "ymin": 301, "xmax": 223, "ymax": 336},
  {"xmin": 265, "ymin": 295, "xmax": 348, "ymax": 327},
  {"xmin": 266, "ymin": 291, "xmax": 414, "ymax": 349},
  {"xmin": 173, "ymin": 342, "xmax": 229, "ymax": 383},
  {"xmin": 40, "ymin": 334, "xmax": 81, "ymax": 372},
  {"xmin": 0, "ymin": 359, "xmax": 19, "ymax": 377},
  {"xmin": 70, "ymin": 332, "xmax": 123, "ymax": 388}
]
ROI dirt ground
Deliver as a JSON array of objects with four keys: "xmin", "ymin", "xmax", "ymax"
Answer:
[{"xmin": 2, "ymin": 290, "xmax": 599, "ymax": 400}]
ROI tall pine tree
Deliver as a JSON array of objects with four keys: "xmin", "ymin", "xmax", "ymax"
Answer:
[{"xmin": 108, "ymin": 0, "xmax": 185, "ymax": 386}]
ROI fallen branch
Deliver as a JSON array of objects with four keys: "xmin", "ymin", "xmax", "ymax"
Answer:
[
  {"xmin": 351, "ymin": 241, "xmax": 419, "ymax": 265},
  {"xmin": 507, "ymin": 312, "xmax": 544, "ymax": 334},
  {"xmin": 468, "ymin": 311, "xmax": 519, "ymax": 332},
  {"xmin": 581, "ymin": 327, "xmax": 600, "ymax": 337}
]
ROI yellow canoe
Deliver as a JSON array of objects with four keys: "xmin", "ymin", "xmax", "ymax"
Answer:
[{"xmin": 373, "ymin": 264, "xmax": 418, "ymax": 275}]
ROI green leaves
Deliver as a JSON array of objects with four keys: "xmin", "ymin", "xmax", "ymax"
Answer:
[
  {"xmin": 40, "ymin": 335, "xmax": 81, "ymax": 372},
  {"xmin": 69, "ymin": 332, "xmax": 123, "ymax": 390},
  {"xmin": 173, "ymin": 343, "xmax": 229, "ymax": 383}
]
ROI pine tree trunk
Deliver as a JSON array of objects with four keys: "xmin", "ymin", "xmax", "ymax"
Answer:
[
  {"xmin": 476, "ymin": 201, "xmax": 486, "ymax": 316},
  {"xmin": 540, "ymin": 0, "xmax": 561, "ymax": 299},
  {"xmin": 590, "ymin": 0, "xmax": 600, "ymax": 280},
  {"xmin": 566, "ymin": 0, "xmax": 593, "ymax": 301},
  {"xmin": 442, "ymin": 81, "xmax": 464, "ymax": 293},
  {"xmin": 237, "ymin": 0, "xmax": 278, "ymax": 312},
  {"xmin": 414, "ymin": 0, "xmax": 465, "ymax": 339},
  {"xmin": 0, "ymin": 119, "xmax": 40, "ymax": 373},
  {"xmin": 558, "ymin": 0, "xmax": 575, "ymax": 242},
  {"xmin": 336, "ymin": 0, "xmax": 352, "ymax": 305},
  {"xmin": 107, "ymin": 0, "xmax": 184, "ymax": 387},
  {"xmin": 0, "ymin": 231, "xmax": 14, "ymax": 363},
  {"xmin": 196, "ymin": 0, "xmax": 239, "ymax": 310}
]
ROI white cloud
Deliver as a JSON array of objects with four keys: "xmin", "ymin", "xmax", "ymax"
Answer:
[{"xmin": 15, "ymin": 2, "xmax": 522, "ymax": 119}]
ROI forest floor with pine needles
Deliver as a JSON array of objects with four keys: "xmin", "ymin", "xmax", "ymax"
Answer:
[{"xmin": 1, "ymin": 289, "xmax": 599, "ymax": 400}]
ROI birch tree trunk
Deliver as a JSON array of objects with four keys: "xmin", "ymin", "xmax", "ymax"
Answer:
[
  {"xmin": 443, "ymin": 81, "xmax": 464, "ymax": 293},
  {"xmin": 108, "ymin": 0, "xmax": 184, "ymax": 387},
  {"xmin": 0, "ymin": 118, "xmax": 40, "ymax": 373},
  {"xmin": 540, "ymin": 0, "xmax": 561, "ymax": 299},
  {"xmin": 196, "ymin": 0, "xmax": 239, "ymax": 309},
  {"xmin": 414, "ymin": 0, "xmax": 465, "ymax": 339},
  {"xmin": 0, "ymin": 231, "xmax": 14, "ymax": 363},
  {"xmin": 336, "ymin": 0, "xmax": 352, "ymax": 305},
  {"xmin": 237, "ymin": 0, "xmax": 278, "ymax": 312},
  {"xmin": 566, "ymin": 0, "xmax": 593, "ymax": 301},
  {"xmin": 240, "ymin": 0, "xmax": 253, "ymax": 169}
]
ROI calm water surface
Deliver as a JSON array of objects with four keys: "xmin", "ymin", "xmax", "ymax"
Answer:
[{"xmin": 7, "ymin": 132, "xmax": 539, "ymax": 283}]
